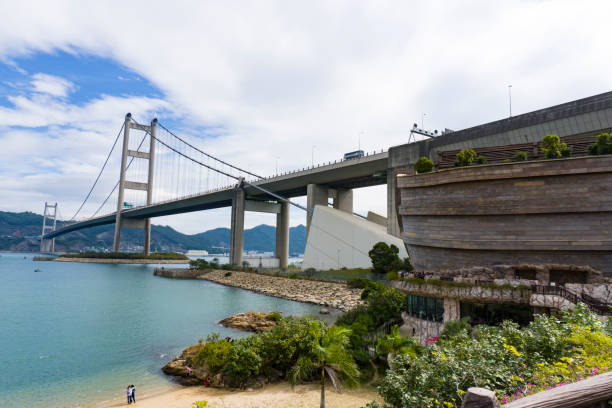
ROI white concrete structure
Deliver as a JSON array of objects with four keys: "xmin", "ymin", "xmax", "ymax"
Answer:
[
  {"xmin": 302, "ymin": 205, "xmax": 408, "ymax": 270},
  {"xmin": 185, "ymin": 249, "xmax": 209, "ymax": 256},
  {"xmin": 243, "ymin": 256, "xmax": 280, "ymax": 268}
]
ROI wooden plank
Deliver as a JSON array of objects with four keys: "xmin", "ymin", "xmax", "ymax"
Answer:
[{"xmin": 502, "ymin": 372, "xmax": 612, "ymax": 408}]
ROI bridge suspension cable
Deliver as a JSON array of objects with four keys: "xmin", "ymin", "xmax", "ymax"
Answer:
[
  {"xmin": 136, "ymin": 118, "xmax": 311, "ymax": 214},
  {"xmin": 157, "ymin": 122, "xmax": 263, "ymax": 180},
  {"xmin": 68, "ymin": 123, "xmax": 124, "ymax": 221},
  {"xmin": 90, "ymin": 128, "xmax": 149, "ymax": 218}
]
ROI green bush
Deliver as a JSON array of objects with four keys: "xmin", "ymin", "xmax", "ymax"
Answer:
[
  {"xmin": 514, "ymin": 151, "xmax": 528, "ymax": 161},
  {"xmin": 224, "ymin": 271, "xmax": 232, "ymax": 277},
  {"xmin": 266, "ymin": 312, "xmax": 283, "ymax": 322},
  {"xmin": 385, "ymin": 271, "xmax": 399, "ymax": 281},
  {"xmin": 540, "ymin": 134, "xmax": 570, "ymax": 159},
  {"xmin": 413, "ymin": 157, "xmax": 434, "ymax": 174},
  {"xmin": 476, "ymin": 155, "xmax": 487, "ymax": 164},
  {"xmin": 347, "ymin": 277, "xmax": 371, "ymax": 288},
  {"xmin": 223, "ymin": 343, "xmax": 262, "ymax": 387},
  {"xmin": 190, "ymin": 258, "xmax": 210, "ymax": 269},
  {"xmin": 454, "ymin": 149, "xmax": 477, "ymax": 166},
  {"xmin": 193, "ymin": 334, "xmax": 232, "ymax": 371},
  {"xmin": 588, "ymin": 132, "xmax": 612, "ymax": 155},
  {"xmin": 288, "ymin": 273, "xmax": 299, "ymax": 279},
  {"xmin": 368, "ymin": 242, "xmax": 402, "ymax": 274},
  {"xmin": 371, "ymin": 303, "xmax": 612, "ymax": 408}
]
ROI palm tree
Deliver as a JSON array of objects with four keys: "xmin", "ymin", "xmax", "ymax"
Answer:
[
  {"xmin": 289, "ymin": 322, "xmax": 360, "ymax": 408},
  {"xmin": 375, "ymin": 325, "xmax": 419, "ymax": 371}
]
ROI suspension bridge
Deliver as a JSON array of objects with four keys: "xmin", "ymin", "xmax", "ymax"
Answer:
[{"xmin": 41, "ymin": 113, "xmax": 389, "ymax": 268}]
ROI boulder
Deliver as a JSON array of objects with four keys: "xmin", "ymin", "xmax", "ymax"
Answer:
[
  {"xmin": 319, "ymin": 308, "xmax": 330, "ymax": 314},
  {"xmin": 219, "ymin": 311, "xmax": 278, "ymax": 332}
]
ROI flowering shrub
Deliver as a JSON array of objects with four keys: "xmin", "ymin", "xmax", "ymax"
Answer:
[{"xmin": 368, "ymin": 303, "xmax": 611, "ymax": 408}]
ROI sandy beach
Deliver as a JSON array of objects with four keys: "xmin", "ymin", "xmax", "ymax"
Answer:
[{"xmin": 94, "ymin": 382, "xmax": 380, "ymax": 408}]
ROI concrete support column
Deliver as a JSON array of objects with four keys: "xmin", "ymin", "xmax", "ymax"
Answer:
[
  {"xmin": 306, "ymin": 184, "xmax": 328, "ymax": 237},
  {"xmin": 113, "ymin": 113, "xmax": 131, "ymax": 252},
  {"xmin": 230, "ymin": 187, "xmax": 245, "ymax": 266},
  {"xmin": 443, "ymin": 297, "xmax": 461, "ymax": 323},
  {"xmin": 387, "ymin": 171, "xmax": 401, "ymax": 238},
  {"xmin": 143, "ymin": 118, "xmax": 157, "ymax": 256},
  {"xmin": 333, "ymin": 189, "xmax": 353, "ymax": 213},
  {"xmin": 276, "ymin": 201, "xmax": 290, "ymax": 270}
]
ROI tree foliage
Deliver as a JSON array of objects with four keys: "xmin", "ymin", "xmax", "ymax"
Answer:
[
  {"xmin": 540, "ymin": 134, "xmax": 571, "ymax": 158},
  {"xmin": 454, "ymin": 149, "xmax": 477, "ymax": 166},
  {"xmin": 588, "ymin": 132, "xmax": 612, "ymax": 155},
  {"xmin": 289, "ymin": 323, "xmax": 359, "ymax": 408},
  {"xmin": 413, "ymin": 157, "xmax": 434, "ymax": 174},
  {"xmin": 368, "ymin": 242, "xmax": 400, "ymax": 274}
]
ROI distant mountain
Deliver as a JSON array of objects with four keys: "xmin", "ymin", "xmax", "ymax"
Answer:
[{"xmin": 0, "ymin": 211, "xmax": 306, "ymax": 255}]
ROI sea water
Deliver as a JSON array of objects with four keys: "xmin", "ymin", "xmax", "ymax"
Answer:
[{"xmin": 0, "ymin": 253, "xmax": 336, "ymax": 407}]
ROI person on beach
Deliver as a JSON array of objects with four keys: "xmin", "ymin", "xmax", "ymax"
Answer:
[
  {"xmin": 126, "ymin": 385, "xmax": 132, "ymax": 404},
  {"xmin": 131, "ymin": 384, "xmax": 136, "ymax": 403}
]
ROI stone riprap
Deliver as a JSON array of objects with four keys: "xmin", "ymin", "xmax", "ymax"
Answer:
[
  {"xmin": 154, "ymin": 268, "xmax": 206, "ymax": 279},
  {"xmin": 198, "ymin": 270, "xmax": 363, "ymax": 312},
  {"xmin": 54, "ymin": 257, "xmax": 188, "ymax": 264}
]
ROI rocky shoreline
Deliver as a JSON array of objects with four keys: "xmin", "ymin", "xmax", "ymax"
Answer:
[
  {"xmin": 54, "ymin": 258, "xmax": 189, "ymax": 264},
  {"xmin": 197, "ymin": 270, "xmax": 363, "ymax": 312}
]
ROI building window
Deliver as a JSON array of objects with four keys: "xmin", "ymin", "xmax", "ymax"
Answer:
[{"xmin": 405, "ymin": 295, "xmax": 443, "ymax": 322}]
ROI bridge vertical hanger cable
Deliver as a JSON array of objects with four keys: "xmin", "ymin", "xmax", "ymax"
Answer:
[{"xmin": 157, "ymin": 122, "xmax": 263, "ymax": 180}]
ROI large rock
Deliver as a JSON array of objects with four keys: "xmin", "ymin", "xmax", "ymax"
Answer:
[
  {"xmin": 219, "ymin": 311, "xmax": 278, "ymax": 332},
  {"xmin": 162, "ymin": 344, "xmax": 210, "ymax": 386}
]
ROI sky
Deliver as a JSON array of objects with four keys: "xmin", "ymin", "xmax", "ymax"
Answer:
[{"xmin": 1, "ymin": 1, "xmax": 612, "ymax": 234}]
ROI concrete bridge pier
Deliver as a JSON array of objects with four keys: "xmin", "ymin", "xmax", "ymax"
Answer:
[
  {"xmin": 229, "ymin": 186, "xmax": 245, "ymax": 266},
  {"xmin": 230, "ymin": 185, "xmax": 290, "ymax": 269},
  {"xmin": 276, "ymin": 201, "xmax": 289, "ymax": 269},
  {"xmin": 307, "ymin": 184, "xmax": 354, "ymax": 237}
]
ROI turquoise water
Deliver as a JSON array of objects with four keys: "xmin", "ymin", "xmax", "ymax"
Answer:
[{"xmin": 0, "ymin": 253, "xmax": 337, "ymax": 408}]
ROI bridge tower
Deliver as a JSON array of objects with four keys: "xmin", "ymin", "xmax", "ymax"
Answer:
[
  {"xmin": 113, "ymin": 113, "xmax": 157, "ymax": 254},
  {"xmin": 40, "ymin": 202, "xmax": 58, "ymax": 253}
]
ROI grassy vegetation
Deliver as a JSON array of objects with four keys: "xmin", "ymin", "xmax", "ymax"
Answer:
[
  {"xmin": 60, "ymin": 251, "xmax": 189, "ymax": 260},
  {"xmin": 366, "ymin": 304, "xmax": 612, "ymax": 408}
]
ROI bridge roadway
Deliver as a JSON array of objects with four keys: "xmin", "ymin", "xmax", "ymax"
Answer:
[{"xmin": 45, "ymin": 150, "xmax": 388, "ymax": 239}]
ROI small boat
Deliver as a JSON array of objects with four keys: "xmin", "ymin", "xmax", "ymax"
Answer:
[{"xmin": 34, "ymin": 268, "xmax": 41, "ymax": 273}]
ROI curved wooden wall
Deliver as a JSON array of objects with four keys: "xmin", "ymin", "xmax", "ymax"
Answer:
[{"xmin": 396, "ymin": 156, "xmax": 612, "ymax": 275}]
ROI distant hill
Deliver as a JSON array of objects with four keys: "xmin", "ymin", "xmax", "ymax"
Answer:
[{"xmin": 0, "ymin": 211, "xmax": 306, "ymax": 255}]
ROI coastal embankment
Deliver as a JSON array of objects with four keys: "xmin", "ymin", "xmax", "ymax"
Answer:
[
  {"xmin": 154, "ymin": 267, "xmax": 363, "ymax": 311},
  {"xmin": 195, "ymin": 270, "xmax": 363, "ymax": 312},
  {"xmin": 53, "ymin": 257, "xmax": 189, "ymax": 264}
]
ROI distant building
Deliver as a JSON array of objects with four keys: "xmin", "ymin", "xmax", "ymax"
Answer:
[{"xmin": 185, "ymin": 249, "xmax": 209, "ymax": 257}]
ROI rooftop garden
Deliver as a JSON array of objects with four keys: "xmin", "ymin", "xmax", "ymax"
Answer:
[{"xmin": 413, "ymin": 132, "xmax": 612, "ymax": 174}]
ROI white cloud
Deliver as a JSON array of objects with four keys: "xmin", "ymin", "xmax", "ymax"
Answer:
[
  {"xmin": 30, "ymin": 73, "xmax": 75, "ymax": 97},
  {"xmin": 1, "ymin": 1, "xmax": 612, "ymax": 233}
]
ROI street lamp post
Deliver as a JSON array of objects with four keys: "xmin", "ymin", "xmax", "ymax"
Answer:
[
  {"xmin": 311, "ymin": 145, "xmax": 316, "ymax": 167},
  {"xmin": 508, "ymin": 85, "xmax": 512, "ymax": 117}
]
